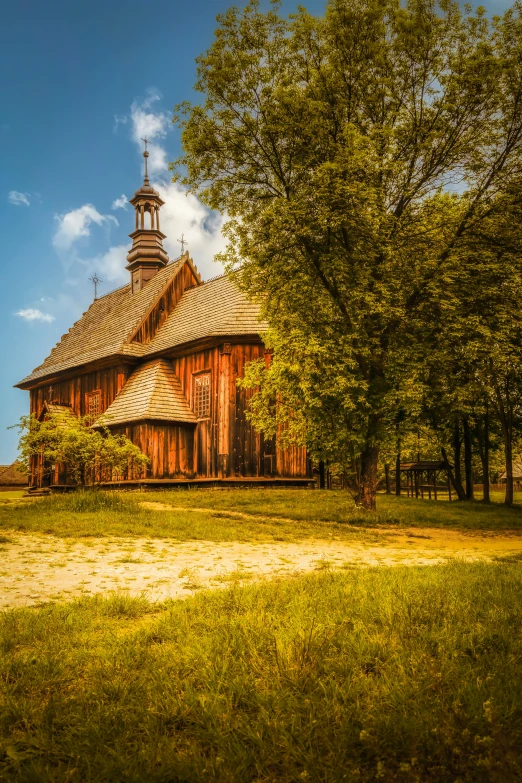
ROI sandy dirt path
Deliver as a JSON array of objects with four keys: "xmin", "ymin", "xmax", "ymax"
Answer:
[{"xmin": 1, "ymin": 526, "xmax": 521, "ymax": 609}]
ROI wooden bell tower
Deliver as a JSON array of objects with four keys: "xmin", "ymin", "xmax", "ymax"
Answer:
[{"xmin": 126, "ymin": 140, "xmax": 169, "ymax": 293}]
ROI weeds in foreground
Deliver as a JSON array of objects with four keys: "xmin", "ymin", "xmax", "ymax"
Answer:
[{"xmin": 1, "ymin": 563, "xmax": 522, "ymax": 781}]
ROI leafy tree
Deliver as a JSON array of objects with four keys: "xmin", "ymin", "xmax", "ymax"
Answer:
[
  {"xmin": 13, "ymin": 413, "xmax": 149, "ymax": 487},
  {"xmin": 174, "ymin": 0, "xmax": 522, "ymax": 508},
  {"xmin": 424, "ymin": 194, "xmax": 522, "ymax": 505}
]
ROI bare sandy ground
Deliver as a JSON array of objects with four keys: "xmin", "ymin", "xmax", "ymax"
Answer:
[{"xmin": 1, "ymin": 525, "xmax": 521, "ymax": 609}]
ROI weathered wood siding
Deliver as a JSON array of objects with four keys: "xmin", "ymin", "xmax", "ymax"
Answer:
[
  {"xmin": 111, "ymin": 423, "xmax": 195, "ymax": 479},
  {"xmin": 27, "ymin": 342, "xmax": 309, "ymax": 483},
  {"xmin": 172, "ymin": 343, "xmax": 309, "ymax": 479},
  {"xmin": 29, "ymin": 364, "xmax": 132, "ymax": 420}
]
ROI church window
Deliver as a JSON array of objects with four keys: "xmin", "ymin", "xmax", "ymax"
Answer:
[
  {"xmin": 87, "ymin": 390, "xmax": 102, "ymax": 419},
  {"xmin": 194, "ymin": 374, "xmax": 211, "ymax": 419}
]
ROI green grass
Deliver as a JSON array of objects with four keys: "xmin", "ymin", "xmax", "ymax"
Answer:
[
  {"xmin": 146, "ymin": 488, "xmax": 522, "ymax": 530},
  {"xmin": 1, "ymin": 489, "xmax": 522, "ymax": 541},
  {"xmin": 1, "ymin": 563, "xmax": 521, "ymax": 781},
  {"xmin": 0, "ymin": 491, "xmax": 26, "ymax": 503},
  {"xmin": 0, "ymin": 490, "xmax": 371, "ymax": 543}
]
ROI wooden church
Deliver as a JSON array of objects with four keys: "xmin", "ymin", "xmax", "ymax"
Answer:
[{"xmin": 16, "ymin": 149, "xmax": 311, "ymax": 488}]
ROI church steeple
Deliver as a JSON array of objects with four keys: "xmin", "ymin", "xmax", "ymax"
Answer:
[{"xmin": 126, "ymin": 140, "xmax": 169, "ymax": 293}]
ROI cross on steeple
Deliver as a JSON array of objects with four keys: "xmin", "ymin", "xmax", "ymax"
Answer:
[
  {"xmin": 89, "ymin": 273, "xmax": 102, "ymax": 301},
  {"xmin": 178, "ymin": 233, "xmax": 188, "ymax": 253}
]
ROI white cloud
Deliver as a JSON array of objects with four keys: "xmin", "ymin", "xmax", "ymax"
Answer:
[
  {"xmin": 16, "ymin": 308, "xmax": 55, "ymax": 323},
  {"xmin": 53, "ymin": 204, "xmax": 118, "ymax": 253},
  {"xmin": 155, "ymin": 181, "xmax": 226, "ymax": 279},
  {"xmin": 129, "ymin": 90, "xmax": 170, "ymax": 176},
  {"xmin": 8, "ymin": 191, "xmax": 30, "ymax": 206},
  {"xmin": 112, "ymin": 194, "xmax": 129, "ymax": 211},
  {"xmin": 52, "ymin": 204, "xmax": 126, "ymax": 287},
  {"xmin": 90, "ymin": 245, "xmax": 129, "ymax": 283}
]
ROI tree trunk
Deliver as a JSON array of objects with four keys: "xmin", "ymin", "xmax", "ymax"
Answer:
[
  {"xmin": 441, "ymin": 446, "xmax": 466, "ymax": 501},
  {"xmin": 477, "ymin": 409, "xmax": 490, "ymax": 504},
  {"xmin": 318, "ymin": 460, "xmax": 325, "ymax": 490},
  {"xmin": 462, "ymin": 416, "xmax": 474, "ymax": 501},
  {"xmin": 385, "ymin": 464, "xmax": 390, "ymax": 494},
  {"xmin": 453, "ymin": 420, "xmax": 462, "ymax": 493},
  {"xmin": 395, "ymin": 450, "xmax": 401, "ymax": 496},
  {"xmin": 504, "ymin": 425, "xmax": 513, "ymax": 507},
  {"xmin": 492, "ymin": 379, "xmax": 514, "ymax": 506},
  {"xmin": 356, "ymin": 444, "xmax": 379, "ymax": 510}
]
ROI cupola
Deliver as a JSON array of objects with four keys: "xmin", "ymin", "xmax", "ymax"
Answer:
[{"xmin": 126, "ymin": 141, "xmax": 169, "ymax": 293}]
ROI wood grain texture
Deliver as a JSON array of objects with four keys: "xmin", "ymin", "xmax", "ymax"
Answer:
[{"xmin": 28, "ymin": 343, "xmax": 310, "ymax": 485}]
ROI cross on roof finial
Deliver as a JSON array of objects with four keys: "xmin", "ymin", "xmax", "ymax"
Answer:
[
  {"xmin": 88, "ymin": 272, "xmax": 102, "ymax": 301},
  {"xmin": 177, "ymin": 233, "xmax": 188, "ymax": 254}
]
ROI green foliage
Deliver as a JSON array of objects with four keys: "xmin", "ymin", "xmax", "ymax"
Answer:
[
  {"xmin": 174, "ymin": 0, "xmax": 522, "ymax": 506},
  {"xmin": 12, "ymin": 413, "xmax": 149, "ymax": 486},
  {"xmin": 1, "ymin": 564, "xmax": 522, "ymax": 781}
]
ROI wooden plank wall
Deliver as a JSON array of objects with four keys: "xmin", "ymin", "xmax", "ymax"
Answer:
[
  {"xmin": 27, "ymin": 342, "xmax": 310, "ymax": 482},
  {"xmin": 112, "ymin": 423, "xmax": 195, "ymax": 479},
  {"xmin": 30, "ymin": 364, "xmax": 131, "ymax": 420},
  {"xmin": 172, "ymin": 343, "xmax": 309, "ymax": 479}
]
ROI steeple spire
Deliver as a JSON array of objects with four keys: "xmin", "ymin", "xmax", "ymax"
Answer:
[
  {"xmin": 141, "ymin": 137, "xmax": 150, "ymax": 185},
  {"xmin": 126, "ymin": 146, "xmax": 169, "ymax": 293}
]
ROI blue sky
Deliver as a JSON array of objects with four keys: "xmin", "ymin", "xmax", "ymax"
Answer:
[{"xmin": 0, "ymin": 0, "xmax": 513, "ymax": 463}]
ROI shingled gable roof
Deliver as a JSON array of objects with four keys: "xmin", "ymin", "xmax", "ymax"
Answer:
[
  {"xmin": 16, "ymin": 258, "xmax": 187, "ymax": 386},
  {"xmin": 16, "ymin": 265, "xmax": 266, "ymax": 389},
  {"xmin": 95, "ymin": 359, "xmax": 196, "ymax": 427},
  {"xmin": 0, "ymin": 461, "xmax": 28, "ymax": 486},
  {"xmin": 142, "ymin": 274, "xmax": 267, "ymax": 356}
]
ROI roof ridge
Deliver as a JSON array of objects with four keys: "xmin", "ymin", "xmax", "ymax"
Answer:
[
  {"xmin": 145, "ymin": 359, "xmax": 163, "ymax": 418},
  {"xmin": 204, "ymin": 272, "xmax": 227, "ymax": 284},
  {"xmin": 90, "ymin": 281, "xmax": 130, "ymax": 301},
  {"xmin": 124, "ymin": 260, "xmax": 186, "ymax": 345}
]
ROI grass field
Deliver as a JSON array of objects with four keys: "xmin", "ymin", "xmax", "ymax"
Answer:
[
  {"xmin": 1, "ymin": 562, "xmax": 521, "ymax": 782},
  {"xmin": 1, "ymin": 488, "xmax": 522, "ymax": 540}
]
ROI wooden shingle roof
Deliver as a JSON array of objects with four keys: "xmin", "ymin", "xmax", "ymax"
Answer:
[
  {"xmin": 144, "ymin": 274, "xmax": 267, "ymax": 355},
  {"xmin": 16, "ymin": 262, "xmax": 266, "ymax": 389},
  {"xmin": 16, "ymin": 260, "xmax": 185, "ymax": 386},
  {"xmin": 95, "ymin": 359, "xmax": 197, "ymax": 427}
]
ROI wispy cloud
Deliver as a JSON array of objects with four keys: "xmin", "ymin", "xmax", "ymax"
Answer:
[
  {"xmin": 128, "ymin": 90, "xmax": 169, "ymax": 175},
  {"xmin": 8, "ymin": 191, "xmax": 30, "ymax": 207},
  {"xmin": 112, "ymin": 194, "xmax": 129, "ymax": 211},
  {"xmin": 113, "ymin": 114, "xmax": 128, "ymax": 133},
  {"xmin": 156, "ymin": 182, "xmax": 226, "ymax": 278},
  {"xmin": 52, "ymin": 204, "xmax": 125, "ymax": 286},
  {"xmin": 53, "ymin": 204, "xmax": 118, "ymax": 253},
  {"xmin": 16, "ymin": 308, "xmax": 55, "ymax": 323},
  {"xmin": 90, "ymin": 245, "xmax": 128, "ymax": 282}
]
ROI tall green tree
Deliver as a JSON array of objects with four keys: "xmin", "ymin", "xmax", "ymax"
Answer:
[
  {"xmin": 419, "ymin": 186, "xmax": 522, "ymax": 505},
  {"xmin": 174, "ymin": 0, "xmax": 522, "ymax": 508}
]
